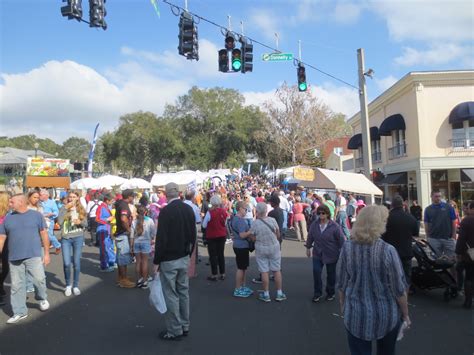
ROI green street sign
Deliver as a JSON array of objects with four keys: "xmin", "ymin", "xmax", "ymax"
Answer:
[{"xmin": 262, "ymin": 52, "xmax": 293, "ymax": 62}]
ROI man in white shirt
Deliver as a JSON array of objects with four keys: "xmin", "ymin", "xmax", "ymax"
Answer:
[
  {"xmin": 278, "ymin": 191, "xmax": 290, "ymax": 233},
  {"xmin": 335, "ymin": 190, "xmax": 350, "ymax": 239}
]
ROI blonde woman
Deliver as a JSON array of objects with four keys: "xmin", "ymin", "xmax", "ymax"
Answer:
[
  {"xmin": 336, "ymin": 205, "xmax": 410, "ymax": 355},
  {"xmin": 58, "ymin": 191, "xmax": 88, "ymax": 296}
]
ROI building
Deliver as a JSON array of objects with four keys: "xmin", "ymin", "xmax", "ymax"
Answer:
[
  {"xmin": 0, "ymin": 147, "xmax": 54, "ymax": 176},
  {"xmin": 347, "ymin": 70, "xmax": 474, "ymax": 210}
]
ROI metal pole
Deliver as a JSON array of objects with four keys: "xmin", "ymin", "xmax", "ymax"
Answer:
[
  {"xmin": 227, "ymin": 15, "xmax": 232, "ymax": 31},
  {"xmin": 357, "ymin": 48, "xmax": 374, "ymax": 203},
  {"xmin": 240, "ymin": 21, "xmax": 244, "ymax": 36},
  {"xmin": 184, "ymin": 0, "xmax": 188, "ymax": 11},
  {"xmin": 298, "ymin": 40, "xmax": 302, "ymax": 61}
]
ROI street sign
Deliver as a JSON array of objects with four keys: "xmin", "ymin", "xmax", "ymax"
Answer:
[{"xmin": 262, "ymin": 52, "xmax": 293, "ymax": 62}]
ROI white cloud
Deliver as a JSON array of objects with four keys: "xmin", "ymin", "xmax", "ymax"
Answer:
[
  {"xmin": 394, "ymin": 43, "xmax": 472, "ymax": 66},
  {"xmin": 0, "ymin": 60, "xmax": 190, "ymax": 142},
  {"xmin": 332, "ymin": 2, "xmax": 363, "ymax": 24},
  {"xmin": 369, "ymin": 0, "xmax": 474, "ymax": 42},
  {"xmin": 248, "ymin": 10, "xmax": 283, "ymax": 43},
  {"xmin": 375, "ymin": 75, "xmax": 398, "ymax": 91}
]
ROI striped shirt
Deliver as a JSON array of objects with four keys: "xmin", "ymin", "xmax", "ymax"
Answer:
[{"xmin": 336, "ymin": 239, "xmax": 407, "ymax": 341}]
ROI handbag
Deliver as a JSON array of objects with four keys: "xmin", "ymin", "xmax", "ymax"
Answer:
[
  {"xmin": 149, "ymin": 274, "xmax": 167, "ymax": 314},
  {"xmin": 466, "ymin": 243, "xmax": 474, "ymax": 262}
]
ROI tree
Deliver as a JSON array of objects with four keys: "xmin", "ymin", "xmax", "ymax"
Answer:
[
  {"xmin": 0, "ymin": 135, "xmax": 62, "ymax": 156},
  {"xmin": 61, "ymin": 137, "xmax": 91, "ymax": 162},
  {"xmin": 260, "ymin": 82, "xmax": 351, "ymax": 166}
]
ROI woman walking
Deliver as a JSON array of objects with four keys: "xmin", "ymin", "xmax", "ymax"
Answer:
[
  {"xmin": 96, "ymin": 193, "xmax": 116, "ymax": 272},
  {"xmin": 202, "ymin": 195, "xmax": 228, "ymax": 281},
  {"xmin": 305, "ymin": 204, "xmax": 345, "ymax": 302},
  {"xmin": 0, "ymin": 192, "xmax": 10, "ymax": 306},
  {"xmin": 293, "ymin": 196, "xmax": 310, "ymax": 242},
  {"xmin": 337, "ymin": 205, "xmax": 410, "ymax": 355},
  {"xmin": 131, "ymin": 206, "xmax": 155, "ymax": 288},
  {"xmin": 58, "ymin": 191, "xmax": 87, "ymax": 296}
]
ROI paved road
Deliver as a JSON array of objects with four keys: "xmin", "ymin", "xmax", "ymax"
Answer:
[{"xmin": 0, "ymin": 236, "xmax": 472, "ymax": 355}]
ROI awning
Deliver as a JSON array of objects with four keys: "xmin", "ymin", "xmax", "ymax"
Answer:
[
  {"xmin": 378, "ymin": 172, "xmax": 408, "ymax": 185},
  {"xmin": 449, "ymin": 101, "xmax": 474, "ymax": 124},
  {"xmin": 370, "ymin": 126, "xmax": 380, "ymax": 141},
  {"xmin": 379, "ymin": 114, "xmax": 406, "ymax": 136},
  {"xmin": 347, "ymin": 134, "xmax": 362, "ymax": 149},
  {"xmin": 309, "ymin": 168, "xmax": 383, "ymax": 195}
]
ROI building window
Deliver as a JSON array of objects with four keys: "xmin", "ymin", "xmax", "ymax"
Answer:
[
  {"xmin": 333, "ymin": 147, "xmax": 343, "ymax": 156},
  {"xmin": 469, "ymin": 121, "xmax": 474, "ymax": 146},
  {"xmin": 389, "ymin": 129, "xmax": 406, "ymax": 159},
  {"xmin": 371, "ymin": 140, "xmax": 381, "ymax": 163},
  {"xmin": 452, "ymin": 121, "xmax": 466, "ymax": 148}
]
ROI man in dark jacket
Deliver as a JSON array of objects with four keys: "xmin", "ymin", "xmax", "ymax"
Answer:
[
  {"xmin": 153, "ymin": 182, "xmax": 196, "ymax": 341},
  {"xmin": 382, "ymin": 196, "xmax": 418, "ymax": 289},
  {"xmin": 455, "ymin": 201, "xmax": 474, "ymax": 309}
]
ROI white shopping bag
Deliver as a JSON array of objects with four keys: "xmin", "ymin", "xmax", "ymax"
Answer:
[{"xmin": 149, "ymin": 274, "xmax": 167, "ymax": 314}]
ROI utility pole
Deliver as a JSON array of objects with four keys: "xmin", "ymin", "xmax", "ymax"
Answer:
[{"xmin": 357, "ymin": 48, "xmax": 374, "ymax": 203}]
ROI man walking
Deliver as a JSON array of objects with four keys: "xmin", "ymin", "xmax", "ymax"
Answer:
[
  {"xmin": 335, "ymin": 190, "xmax": 350, "ymax": 239},
  {"xmin": 154, "ymin": 183, "xmax": 196, "ymax": 341},
  {"xmin": 39, "ymin": 189, "xmax": 60, "ymax": 254},
  {"xmin": 382, "ymin": 196, "xmax": 418, "ymax": 290},
  {"xmin": 0, "ymin": 194, "xmax": 51, "ymax": 324}
]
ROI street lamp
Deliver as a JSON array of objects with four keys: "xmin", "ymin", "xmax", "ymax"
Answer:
[{"xmin": 34, "ymin": 143, "xmax": 39, "ymax": 158}]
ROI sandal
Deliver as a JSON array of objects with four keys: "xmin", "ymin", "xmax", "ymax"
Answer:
[{"xmin": 206, "ymin": 276, "xmax": 218, "ymax": 281}]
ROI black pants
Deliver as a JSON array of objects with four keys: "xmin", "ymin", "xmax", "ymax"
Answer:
[
  {"xmin": 0, "ymin": 243, "xmax": 9, "ymax": 295},
  {"xmin": 207, "ymin": 237, "xmax": 226, "ymax": 276},
  {"xmin": 88, "ymin": 218, "xmax": 98, "ymax": 245},
  {"xmin": 400, "ymin": 258, "xmax": 412, "ymax": 285}
]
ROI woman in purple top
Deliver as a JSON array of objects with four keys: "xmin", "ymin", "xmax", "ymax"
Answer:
[
  {"xmin": 305, "ymin": 204, "xmax": 345, "ymax": 302},
  {"xmin": 336, "ymin": 205, "xmax": 410, "ymax": 355}
]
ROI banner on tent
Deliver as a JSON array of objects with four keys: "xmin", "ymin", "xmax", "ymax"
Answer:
[{"xmin": 294, "ymin": 167, "xmax": 315, "ymax": 181}]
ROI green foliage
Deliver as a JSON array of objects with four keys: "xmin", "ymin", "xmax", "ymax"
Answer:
[
  {"xmin": 61, "ymin": 137, "xmax": 91, "ymax": 162},
  {"xmin": 0, "ymin": 135, "xmax": 62, "ymax": 156}
]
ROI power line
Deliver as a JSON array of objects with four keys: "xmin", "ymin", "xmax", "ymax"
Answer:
[{"xmin": 161, "ymin": 0, "xmax": 359, "ymax": 90}]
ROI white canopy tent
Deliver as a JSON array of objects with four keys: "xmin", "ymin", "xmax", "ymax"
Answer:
[
  {"xmin": 70, "ymin": 177, "xmax": 101, "ymax": 190},
  {"xmin": 312, "ymin": 168, "xmax": 383, "ymax": 196},
  {"xmin": 120, "ymin": 178, "xmax": 152, "ymax": 190},
  {"xmin": 97, "ymin": 175, "xmax": 128, "ymax": 188}
]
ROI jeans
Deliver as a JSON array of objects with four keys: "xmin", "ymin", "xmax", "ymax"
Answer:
[
  {"xmin": 160, "ymin": 256, "xmax": 190, "ymax": 336},
  {"xmin": 98, "ymin": 230, "xmax": 116, "ymax": 269},
  {"xmin": 48, "ymin": 220, "xmax": 61, "ymax": 249},
  {"xmin": 207, "ymin": 237, "xmax": 226, "ymax": 276},
  {"xmin": 313, "ymin": 258, "xmax": 336, "ymax": 297},
  {"xmin": 61, "ymin": 235, "xmax": 84, "ymax": 288},
  {"xmin": 336, "ymin": 210, "xmax": 350, "ymax": 239},
  {"xmin": 347, "ymin": 320, "xmax": 401, "ymax": 355},
  {"xmin": 282, "ymin": 210, "xmax": 288, "ymax": 233},
  {"xmin": 9, "ymin": 257, "xmax": 47, "ymax": 316}
]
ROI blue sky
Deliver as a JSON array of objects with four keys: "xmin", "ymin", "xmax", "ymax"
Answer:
[{"xmin": 1, "ymin": 0, "xmax": 473, "ymax": 141}]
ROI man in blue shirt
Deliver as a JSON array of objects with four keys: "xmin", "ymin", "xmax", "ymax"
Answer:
[
  {"xmin": 0, "ymin": 194, "xmax": 51, "ymax": 324},
  {"xmin": 40, "ymin": 189, "xmax": 61, "ymax": 253},
  {"xmin": 424, "ymin": 190, "xmax": 457, "ymax": 257}
]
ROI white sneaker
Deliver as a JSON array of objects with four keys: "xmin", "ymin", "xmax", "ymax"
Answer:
[
  {"xmin": 64, "ymin": 286, "xmax": 72, "ymax": 297},
  {"xmin": 6, "ymin": 314, "xmax": 28, "ymax": 324},
  {"xmin": 72, "ymin": 287, "xmax": 81, "ymax": 296},
  {"xmin": 39, "ymin": 300, "xmax": 50, "ymax": 311}
]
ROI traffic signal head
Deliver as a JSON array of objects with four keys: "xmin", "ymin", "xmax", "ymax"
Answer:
[
  {"xmin": 178, "ymin": 12, "xmax": 199, "ymax": 60},
  {"xmin": 240, "ymin": 38, "xmax": 253, "ymax": 73},
  {"xmin": 89, "ymin": 0, "xmax": 107, "ymax": 30},
  {"xmin": 61, "ymin": 0, "xmax": 83, "ymax": 21},
  {"xmin": 218, "ymin": 49, "xmax": 229, "ymax": 72},
  {"xmin": 225, "ymin": 33, "xmax": 236, "ymax": 50},
  {"xmin": 231, "ymin": 49, "xmax": 242, "ymax": 72},
  {"xmin": 297, "ymin": 64, "xmax": 307, "ymax": 92}
]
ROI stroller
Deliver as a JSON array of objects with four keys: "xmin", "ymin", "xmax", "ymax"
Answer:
[{"xmin": 411, "ymin": 238, "xmax": 458, "ymax": 301}]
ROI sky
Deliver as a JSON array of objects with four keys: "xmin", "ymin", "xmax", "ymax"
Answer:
[{"xmin": 0, "ymin": 0, "xmax": 473, "ymax": 142}]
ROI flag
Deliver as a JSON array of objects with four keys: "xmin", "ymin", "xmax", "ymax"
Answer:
[
  {"xmin": 150, "ymin": 0, "xmax": 160, "ymax": 18},
  {"xmin": 87, "ymin": 123, "xmax": 100, "ymax": 178}
]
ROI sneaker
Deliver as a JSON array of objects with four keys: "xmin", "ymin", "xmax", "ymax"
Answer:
[
  {"xmin": 158, "ymin": 330, "xmax": 182, "ymax": 341},
  {"xmin": 64, "ymin": 286, "xmax": 72, "ymax": 297},
  {"xmin": 7, "ymin": 314, "xmax": 28, "ymax": 324},
  {"xmin": 147, "ymin": 276, "xmax": 153, "ymax": 282},
  {"xmin": 73, "ymin": 287, "xmax": 81, "ymax": 296},
  {"xmin": 312, "ymin": 295, "xmax": 321, "ymax": 303},
  {"xmin": 225, "ymin": 239, "xmax": 233, "ymax": 244},
  {"xmin": 118, "ymin": 279, "xmax": 135, "ymax": 288},
  {"xmin": 258, "ymin": 292, "xmax": 271, "ymax": 303},
  {"xmin": 99, "ymin": 267, "xmax": 115, "ymax": 273},
  {"xmin": 325, "ymin": 294, "xmax": 335, "ymax": 301},
  {"xmin": 233, "ymin": 288, "xmax": 250, "ymax": 298},
  {"xmin": 139, "ymin": 281, "xmax": 149, "ymax": 289},
  {"xmin": 252, "ymin": 277, "xmax": 263, "ymax": 284},
  {"xmin": 39, "ymin": 300, "xmax": 50, "ymax": 311},
  {"xmin": 242, "ymin": 286, "xmax": 254, "ymax": 295},
  {"xmin": 275, "ymin": 293, "xmax": 287, "ymax": 302},
  {"xmin": 26, "ymin": 288, "xmax": 35, "ymax": 293}
]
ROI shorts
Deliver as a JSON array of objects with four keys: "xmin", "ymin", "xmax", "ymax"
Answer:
[
  {"xmin": 134, "ymin": 240, "xmax": 151, "ymax": 254},
  {"xmin": 428, "ymin": 238, "xmax": 455, "ymax": 257},
  {"xmin": 233, "ymin": 248, "xmax": 250, "ymax": 270},
  {"xmin": 256, "ymin": 248, "xmax": 281, "ymax": 273},
  {"xmin": 115, "ymin": 234, "xmax": 132, "ymax": 266}
]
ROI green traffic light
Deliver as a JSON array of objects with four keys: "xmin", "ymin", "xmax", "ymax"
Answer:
[
  {"xmin": 299, "ymin": 82, "xmax": 307, "ymax": 91},
  {"xmin": 232, "ymin": 59, "xmax": 242, "ymax": 71}
]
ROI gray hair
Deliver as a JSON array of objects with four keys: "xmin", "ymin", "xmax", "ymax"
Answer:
[
  {"xmin": 210, "ymin": 195, "xmax": 222, "ymax": 207},
  {"xmin": 255, "ymin": 202, "xmax": 267, "ymax": 217},
  {"xmin": 39, "ymin": 189, "xmax": 49, "ymax": 196}
]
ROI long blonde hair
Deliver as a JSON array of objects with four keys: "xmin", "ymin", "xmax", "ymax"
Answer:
[
  {"xmin": 0, "ymin": 192, "xmax": 10, "ymax": 218},
  {"xmin": 351, "ymin": 205, "xmax": 388, "ymax": 245}
]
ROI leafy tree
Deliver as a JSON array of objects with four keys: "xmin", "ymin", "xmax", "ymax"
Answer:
[{"xmin": 61, "ymin": 137, "xmax": 91, "ymax": 162}]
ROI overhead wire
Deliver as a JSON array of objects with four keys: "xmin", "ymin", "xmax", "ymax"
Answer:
[{"xmin": 162, "ymin": 0, "xmax": 359, "ymax": 90}]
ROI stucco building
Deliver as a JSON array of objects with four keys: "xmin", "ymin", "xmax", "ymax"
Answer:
[{"xmin": 347, "ymin": 70, "xmax": 474, "ymax": 210}]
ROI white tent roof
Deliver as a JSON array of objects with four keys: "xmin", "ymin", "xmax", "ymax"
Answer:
[
  {"xmin": 120, "ymin": 178, "xmax": 152, "ymax": 190},
  {"xmin": 97, "ymin": 175, "xmax": 128, "ymax": 187},
  {"xmin": 151, "ymin": 172, "xmax": 199, "ymax": 187},
  {"xmin": 313, "ymin": 168, "xmax": 383, "ymax": 196},
  {"xmin": 70, "ymin": 177, "xmax": 101, "ymax": 190}
]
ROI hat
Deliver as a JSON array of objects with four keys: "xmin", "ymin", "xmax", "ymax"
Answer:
[
  {"xmin": 357, "ymin": 199, "xmax": 366, "ymax": 207},
  {"xmin": 165, "ymin": 182, "xmax": 179, "ymax": 195},
  {"xmin": 122, "ymin": 189, "xmax": 135, "ymax": 199}
]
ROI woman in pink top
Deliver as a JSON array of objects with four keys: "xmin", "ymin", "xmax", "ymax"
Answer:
[{"xmin": 293, "ymin": 196, "xmax": 310, "ymax": 242}]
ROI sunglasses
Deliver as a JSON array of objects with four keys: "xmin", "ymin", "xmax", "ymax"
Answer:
[{"xmin": 317, "ymin": 212, "xmax": 326, "ymax": 215}]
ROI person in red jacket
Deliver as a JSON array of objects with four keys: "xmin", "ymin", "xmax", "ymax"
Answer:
[{"xmin": 202, "ymin": 195, "xmax": 229, "ymax": 281}]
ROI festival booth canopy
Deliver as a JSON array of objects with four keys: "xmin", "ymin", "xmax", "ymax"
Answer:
[
  {"xmin": 70, "ymin": 177, "xmax": 100, "ymax": 190},
  {"xmin": 120, "ymin": 178, "xmax": 152, "ymax": 190},
  {"xmin": 97, "ymin": 175, "xmax": 128, "ymax": 188},
  {"xmin": 151, "ymin": 171, "xmax": 200, "ymax": 187}
]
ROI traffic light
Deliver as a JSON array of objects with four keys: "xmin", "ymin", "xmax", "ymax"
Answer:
[
  {"xmin": 297, "ymin": 63, "xmax": 307, "ymax": 92},
  {"xmin": 89, "ymin": 0, "xmax": 107, "ymax": 30},
  {"xmin": 231, "ymin": 49, "xmax": 242, "ymax": 72},
  {"xmin": 240, "ymin": 38, "xmax": 253, "ymax": 73},
  {"xmin": 178, "ymin": 11, "xmax": 199, "ymax": 60},
  {"xmin": 61, "ymin": 0, "xmax": 83, "ymax": 21},
  {"xmin": 225, "ymin": 32, "xmax": 236, "ymax": 50},
  {"xmin": 218, "ymin": 49, "xmax": 229, "ymax": 72}
]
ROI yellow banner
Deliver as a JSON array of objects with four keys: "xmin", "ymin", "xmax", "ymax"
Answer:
[{"xmin": 294, "ymin": 167, "xmax": 315, "ymax": 181}]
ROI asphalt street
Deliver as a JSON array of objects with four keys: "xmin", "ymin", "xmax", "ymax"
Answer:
[{"xmin": 0, "ymin": 234, "xmax": 472, "ymax": 355}]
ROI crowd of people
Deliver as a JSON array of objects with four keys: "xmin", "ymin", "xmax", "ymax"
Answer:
[{"xmin": 0, "ymin": 174, "xmax": 473, "ymax": 353}]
